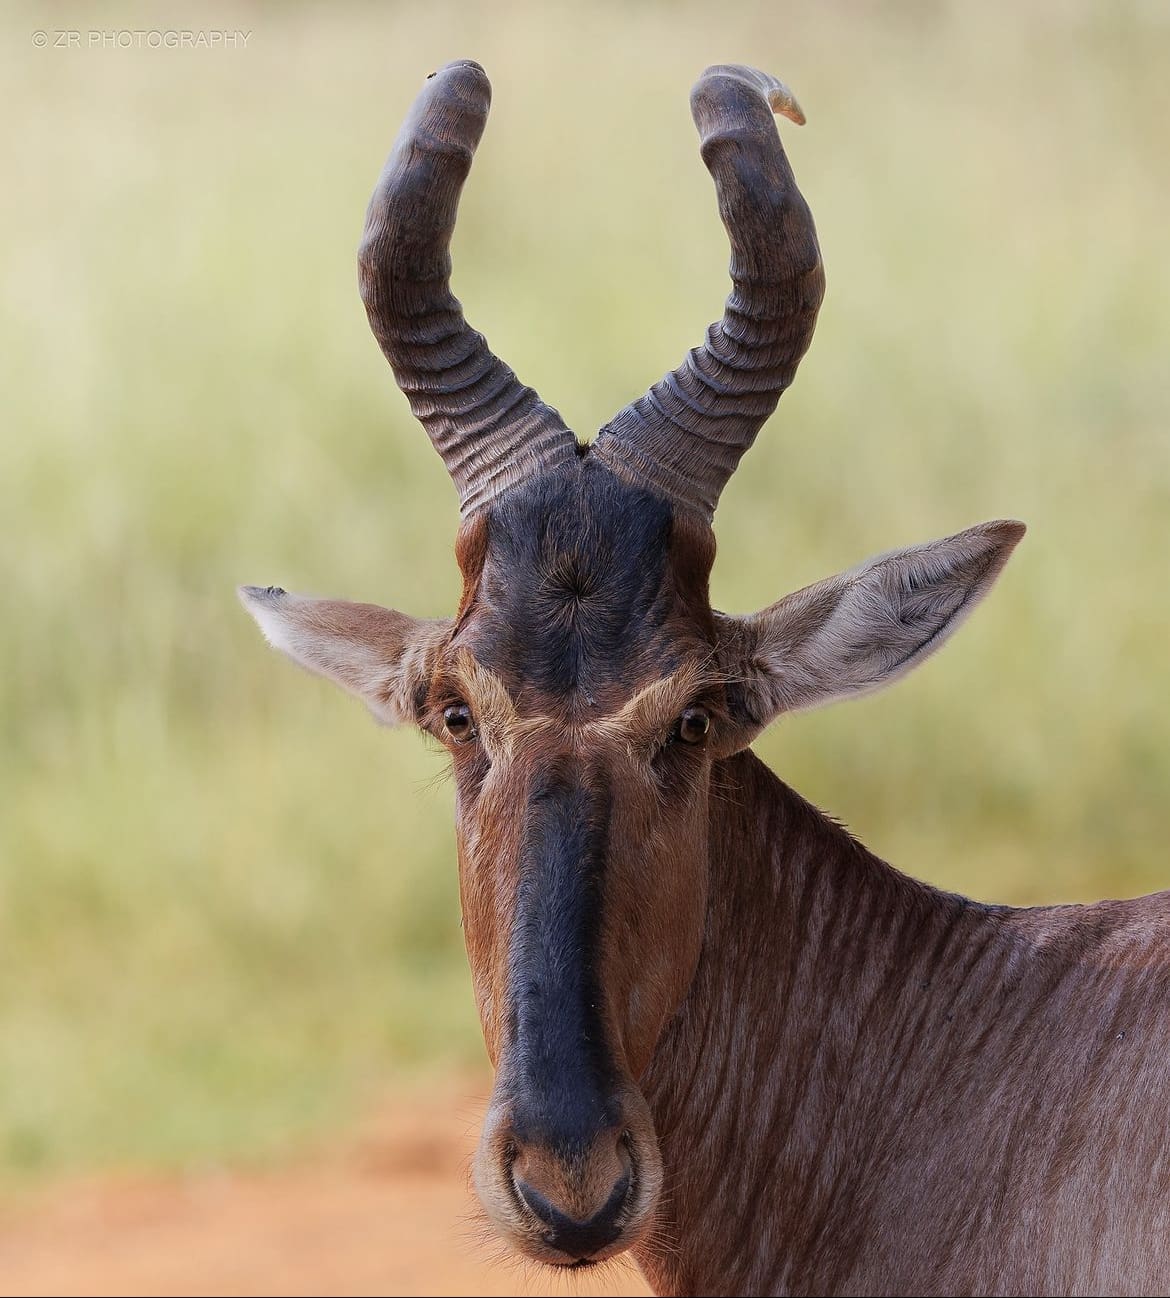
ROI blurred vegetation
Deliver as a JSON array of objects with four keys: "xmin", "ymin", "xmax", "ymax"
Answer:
[{"xmin": 1, "ymin": 0, "xmax": 1167, "ymax": 1180}]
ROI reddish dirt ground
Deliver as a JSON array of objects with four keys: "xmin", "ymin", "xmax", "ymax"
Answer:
[{"xmin": 0, "ymin": 1078, "xmax": 650, "ymax": 1298}]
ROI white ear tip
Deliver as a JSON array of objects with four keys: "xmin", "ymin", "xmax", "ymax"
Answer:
[
  {"xmin": 238, "ymin": 586, "xmax": 297, "ymax": 653},
  {"xmin": 238, "ymin": 584, "xmax": 288, "ymax": 606}
]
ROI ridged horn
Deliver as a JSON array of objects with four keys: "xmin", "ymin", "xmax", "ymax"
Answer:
[
  {"xmin": 358, "ymin": 60, "xmax": 577, "ymax": 515},
  {"xmin": 592, "ymin": 65, "xmax": 826, "ymax": 520}
]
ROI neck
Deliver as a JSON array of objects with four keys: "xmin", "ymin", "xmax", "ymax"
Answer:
[{"xmin": 635, "ymin": 749, "xmax": 1005, "ymax": 1294}]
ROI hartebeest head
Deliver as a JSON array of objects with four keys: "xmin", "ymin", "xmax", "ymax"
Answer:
[{"xmin": 240, "ymin": 61, "xmax": 1023, "ymax": 1267}]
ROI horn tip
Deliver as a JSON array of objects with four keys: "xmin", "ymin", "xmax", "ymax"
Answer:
[
  {"xmin": 694, "ymin": 65, "xmax": 808, "ymax": 126},
  {"xmin": 766, "ymin": 79, "xmax": 806, "ymax": 126}
]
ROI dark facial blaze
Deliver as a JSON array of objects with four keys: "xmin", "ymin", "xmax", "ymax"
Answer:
[
  {"xmin": 440, "ymin": 458, "xmax": 719, "ymax": 1263},
  {"xmin": 509, "ymin": 763, "xmax": 615, "ymax": 1151}
]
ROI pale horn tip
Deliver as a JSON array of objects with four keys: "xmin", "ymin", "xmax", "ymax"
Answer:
[
  {"xmin": 765, "ymin": 79, "xmax": 806, "ymax": 127},
  {"xmin": 694, "ymin": 65, "xmax": 809, "ymax": 127}
]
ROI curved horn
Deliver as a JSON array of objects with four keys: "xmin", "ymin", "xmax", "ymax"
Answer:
[
  {"xmin": 593, "ymin": 65, "xmax": 826, "ymax": 520},
  {"xmin": 359, "ymin": 60, "xmax": 576, "ymax": 515}
]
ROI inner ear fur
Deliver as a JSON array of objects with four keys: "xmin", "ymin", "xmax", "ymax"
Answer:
[
  {"xmin": 238, "ymin": 586, "xmax": 450, "ymax": 726},
  {"xmin": 716, "ymin": 520, "xmax": 1025, "ymax": 741}
]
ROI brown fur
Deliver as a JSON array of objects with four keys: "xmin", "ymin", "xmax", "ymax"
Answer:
[{"xmin": 639, "ymin": 754, "xmax": 1170, "ymax": 1295}]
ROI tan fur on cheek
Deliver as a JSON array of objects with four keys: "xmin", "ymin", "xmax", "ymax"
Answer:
[
  {"xmin": 455, "ymin": 755, "xmax": 527, "ymax": 1065},
  {"xmin": 599, "ymin": 754, "xmax": 711, "ymax": 1076},
  {"xmin": 449, "ymin": 652, "xmax": 521, "ymax": 761},
  {"xmin": 590, "ymin": 660, "xmax": 720, "ymax": 758}
]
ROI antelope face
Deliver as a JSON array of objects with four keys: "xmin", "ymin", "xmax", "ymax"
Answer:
[
  {"xmin": 240, "ymin": 60, "xmax": 1024, "ymax": 1269},
  {"xmin": 442, "ymin": 470, "xmax": 719, "ymax": 1264}
]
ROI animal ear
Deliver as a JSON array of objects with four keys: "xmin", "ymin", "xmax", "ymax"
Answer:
[
  {"xmin": 237, "ymin": 586, "xmax": 449, "ymax": 726},
  {"xmin": 719, "ymin": 520, "xmax": 1025, "ymax": 735}
]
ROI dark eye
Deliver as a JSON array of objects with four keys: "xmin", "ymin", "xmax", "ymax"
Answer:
[
  {"xmin": 677, "ymin": 706, "xmax": 711, "ymax": 745},
  {"xmin": 443, "ymin": 703, "xmax": 476, "ymax": 743}
]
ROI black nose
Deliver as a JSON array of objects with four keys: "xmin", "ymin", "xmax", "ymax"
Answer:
[{"xmin": 514, "ymin": 1169, "xmax": 632, "ymax": 1261}]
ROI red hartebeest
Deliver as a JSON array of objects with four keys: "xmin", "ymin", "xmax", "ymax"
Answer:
[{"xmin": 240, "ymin": 61, "xmax": 1170, "ymax": 1297}]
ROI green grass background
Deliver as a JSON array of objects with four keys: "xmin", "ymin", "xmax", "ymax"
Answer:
[{"xmin": 2, "ymin": 1, "xmax": 1167, "ymax": 1179}]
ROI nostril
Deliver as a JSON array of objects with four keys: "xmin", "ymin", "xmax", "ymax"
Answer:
[{"xmin": 514, "ymin": 1169, "xmax": 632, "ymax": 1261}]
